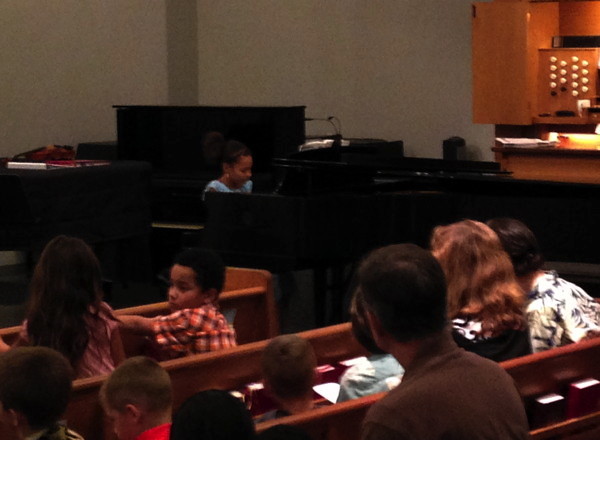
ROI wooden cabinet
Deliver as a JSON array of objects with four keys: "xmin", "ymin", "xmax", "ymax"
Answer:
[
  {"xmin": 473, "ymin": 1, "xmax": 600, "ymax": 183},
  {"xmin": 472, "ymin": 1, "xmax": 558, "ymax": 125},
  {"xmin": 472, "ymin": 1, "xmax": 600, "ymax": 126}
]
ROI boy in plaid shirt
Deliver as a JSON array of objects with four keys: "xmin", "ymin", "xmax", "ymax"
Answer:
[{"xmin": 119, "ymin": 248, "xmax": 236, "ymax": 359}]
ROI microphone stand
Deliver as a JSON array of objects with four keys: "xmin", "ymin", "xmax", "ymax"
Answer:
[{"xmin": 305, "ymin": 116, "xmax": 343, "ymax": 150}]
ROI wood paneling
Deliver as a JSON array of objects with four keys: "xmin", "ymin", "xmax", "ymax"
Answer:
[
  {"xmin": 560, "ymin": 1, "xmax": 600, "ymax": 35},
  {"xmin": 473, "ymin": 2, "xmax": 558, "ymax": 125}
]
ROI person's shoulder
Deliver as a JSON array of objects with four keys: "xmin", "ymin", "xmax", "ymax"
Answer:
[
  {"xmin": 255, "ymin": 409, "xmax": 288, "ymax": 423},
  {"xmin": 180, "ymin": 304, "xmax": 230, "ymax": 326},
  {"xmin": 204, "ymin": 179, "xmax": 228, "ymax": 192},
  {"xmin": 553, "ymin": 274, "xmax": 596, "ymax": 301},
  {"xmin": 422, "ymin": 345, "xmax": 512, "ymax": 388},
  {"xmin": 191, "ymin": 302, "xmax": 224, "ymax": 316},
  {"xmin": 533, "ymin": 271, "xmax": 596, "ymax": 305},
  {"xmin": 97, "ymin": 301, "xmax": 119, "ymax": 324},
  {"xmin": 98, "ymin": 301, "xmax": 114, "ymax": 311},
  {"xmin": 457, "ymin": 350, "xmax": 526, "ymax": 393},
  {"xmin": 532, "ymin": 271, "xmax": 574, "ymax": 297},
  {"xmin": 37, "ymin": 424, "xmax": 84, "ymax": 440},
  {"xmin": 361, "ymin": 383, "xmax": 418, "ymax": 438},
  {"xmin": 457, "ymin": 347, "xmax": 507, "ymax": 371}
]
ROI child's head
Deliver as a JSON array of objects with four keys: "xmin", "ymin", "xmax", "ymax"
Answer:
[
  {"xmin": 261, "ymin": 334, "xmax": 317, "ymax": 403},
  {"xmin": 26, "ymin": 235, "xmax": 103, "ymax": 366},
  {"xmin": 221, "ymin": 140, "xmax": 252, "ymax": 190},
  {"xmin": 170, "ymin": 389, "xmax": 255, "ymax": 440},
  {"xmin": 100, "ymin": 356, "xmax": 172, "ymax": 440},
  {"xmin": 168, "ymin": 248, "xmax": 226, "ymax": 311},
  {"xmin": 0, "ymin": 347, "xmax": 73, "ymax": 438}
]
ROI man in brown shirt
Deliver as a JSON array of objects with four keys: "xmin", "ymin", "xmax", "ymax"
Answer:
[{"xmin": 358, "ymin": 244, "xmax": 529, "ymax": 439}]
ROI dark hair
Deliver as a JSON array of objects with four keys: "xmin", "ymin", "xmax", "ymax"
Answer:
[
  {"xmin": 349, "ymin": 288, "xmax": 386, "ymax": 355},
  {"xmin": 262, "ymin": 335, "xmax": 317, "ymax": 400},
  {"xmin": 487, "ymin": 218, "xmax": 544, "ymax": 276},
  {"xmin": 26, "ymin": 235, "xmax": 105, "ymax": 368},
  {"xmin": 357, "ymin": 244, "xmax": 447, "ymax": 343},
  {"xmin": 201, "ymin": 132, "xmax": 251, "ymax": 170},
  {"xmin": 258, "ymin": 424, "xmax": 311, "ymax": 440},
  {"xmin": 100, "ymin": 356, "xmax": 172, "ymax": 415},
  {"xmin": 222, "ymin": 139, "xmax": 251, "ymax": 166},
  {"xmin": 172, "ymin": 248, "xmax": 226, "ymax": 293},
  {"xmin": 0, "ymin": 347, "xmax": 73, "ymax": 430},
  {"xmin": 430, "ymin": 220, "xmax": 524, "ymax": 332},
  {"xmin": 170, "ymin": 390, "xmax": 255, "ymax": 440}
]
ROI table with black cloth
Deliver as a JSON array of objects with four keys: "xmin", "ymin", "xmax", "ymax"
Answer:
[{"xmin": 0, "ymin": 161, "xmax": 153, "ymax": 283}]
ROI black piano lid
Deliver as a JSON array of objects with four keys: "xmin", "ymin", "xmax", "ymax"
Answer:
[{"xmin": 272, "ymin": 155, "xmax": 508, "ymax": 196}]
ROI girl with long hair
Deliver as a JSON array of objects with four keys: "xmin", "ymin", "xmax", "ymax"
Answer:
[
  {"xmin": 19, "ymin": 235, "xmax": 124, "ymax": 378},
  {"xmin": 430, "ymin": 219, "xmax": 531, "ymax": 361}
]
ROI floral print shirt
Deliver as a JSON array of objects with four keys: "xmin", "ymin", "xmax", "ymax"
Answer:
[
  {"xmin": 527, "ymin": 271, "xmax": 600, "ymax": 353},
  {"xmin": 451, "ymin": 317, "xmax": 531, "ymax": 362}
]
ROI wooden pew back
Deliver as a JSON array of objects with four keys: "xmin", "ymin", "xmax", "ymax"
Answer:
[
  {"xmin": 54, "ymin": 322, "xmax": 364, "ymax": 440},
  {"xmin": 256, "ymin": 393, "xmax": 383, "ymax": 439},
  {"xmin": 257, "ymin": 337, "xmax": 600, "ymax": 439},
  {"xmin": 0, "ymin": 266, "xmax": 281, "ymax": 440},
  {"xmin": 0, "ymin": 325, "xmax": 19, "ymax": 346},
  {"xmin": 502, "ymin": 337, "xmax": 600, "ymax": 439},
  {"xmin": 0, "ymin": 266, "xmax": 279, "ymax": 354}
]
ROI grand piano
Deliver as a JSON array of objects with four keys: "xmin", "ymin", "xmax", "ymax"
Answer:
[
  {"xmin": 115, "ymin": 105, "xmax": 600, "ymax": 321},
  {"xmin": 203, "ymin": 153, "xmax": 600, "ymax": 269},
  {"xmin": 202, "ymin": 149, "xmax": 600, "ymax": 324}
]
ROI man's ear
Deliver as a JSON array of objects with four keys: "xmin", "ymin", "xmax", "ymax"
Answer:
[
  {"xmin": 4, "ymin": 408, "xmax": 21, "ymax": 429},
  {"xmin": 366, "ymin": 309, "xmax": 390, "ymax": 352}
]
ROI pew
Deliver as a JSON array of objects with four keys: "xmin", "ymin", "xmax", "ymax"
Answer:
[
  {"xmin": 47, "ymin": 322, "xmax": 365, "ymax": 440},
  {"xmin": 502, "ymin": 336, "xmax": 600, "ymax": 439},
  {"xmin": 0, "ymin": 266, "xmax": 279, "ymax": 352},
  {"xmin": 256, "ymin": 336, "xmax": 600, "ymax": 439}
]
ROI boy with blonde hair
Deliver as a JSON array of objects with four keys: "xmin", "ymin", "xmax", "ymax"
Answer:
[
  {"xmin": 257, "ymin": 334, "xmax": 318, "ymax": 422},
  {"xmin": 100, "ymin": 356, "xmax": 173, "ymax": 440}
]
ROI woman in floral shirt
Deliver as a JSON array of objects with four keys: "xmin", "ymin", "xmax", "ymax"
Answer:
[{"xmin": 488, "ymin": 217, "xmax": 600, "ymax": 352}]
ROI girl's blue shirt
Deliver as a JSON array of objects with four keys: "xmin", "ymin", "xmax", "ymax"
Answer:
[{"xmin": 203, "ymin": 179, "xmax": 252, "ymax": 199}]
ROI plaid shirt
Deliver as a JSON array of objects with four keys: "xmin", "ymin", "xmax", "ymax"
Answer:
[{"xmin": 151, "ymin": 304, "xmax": 236, "ymax": 357}]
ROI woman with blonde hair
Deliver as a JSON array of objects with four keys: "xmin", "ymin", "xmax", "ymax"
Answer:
[{"xmin": 430, "ymin": 219, "xmax": 531, "ymax": 361}]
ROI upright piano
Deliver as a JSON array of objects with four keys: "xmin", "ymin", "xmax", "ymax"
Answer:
[{"xmin": 115, "ymin": 104, "xmax": 306, "ymax": 223}]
